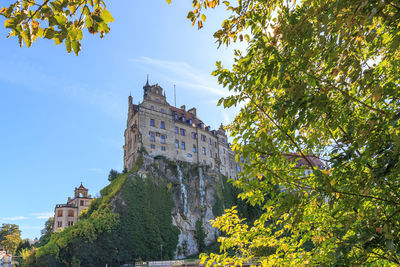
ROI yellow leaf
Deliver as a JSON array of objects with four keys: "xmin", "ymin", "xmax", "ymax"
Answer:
[
  {"xmin": 257, "ymin": 173, "xmax": 263, "ymax": 179},
  {"xmin": 0, "ymin": 7, "xmax": 7, "ymax": 13},
  {"xmin": 165, "ymin": 0, "xmax": 171, "ymax": 4}
]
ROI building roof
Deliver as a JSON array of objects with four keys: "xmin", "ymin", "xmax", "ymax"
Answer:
[
  {"xmin": 77, "ymin": 183, "xmax": 87, "ymax": 190},
  {"xmin": 170, "ymin": 106, "xmax": 204, "ymax": 127},
  {"xmin": 284, "ymin": 153, "xmax": 325, "ymax": 169}
]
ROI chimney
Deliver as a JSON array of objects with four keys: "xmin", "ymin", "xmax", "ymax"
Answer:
[
  {"xmin": 180, "ymin": 105, "xmax": 186, "ymax": 111},
  {"xmin": 188, "ymin": 107, "xmax": 196, "ymax": 116}
]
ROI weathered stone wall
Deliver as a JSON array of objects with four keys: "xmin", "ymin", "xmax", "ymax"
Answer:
[{"xmin": 129, "ymin": 153, "xmax": 222, "ymax": 258}]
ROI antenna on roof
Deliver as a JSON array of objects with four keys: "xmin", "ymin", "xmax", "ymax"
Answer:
[{"xmin": 174, "ymin": 84, "xmax": 176, "ymax": 107}]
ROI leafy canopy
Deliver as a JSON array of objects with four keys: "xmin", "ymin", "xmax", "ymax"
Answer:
[
  {"xmin": 0, "ymin": 0, "xmax": 114, "ymax": 55},
  {"xmin": 188, "ymin": 0, "xmax": 400, "ymax": 265}
]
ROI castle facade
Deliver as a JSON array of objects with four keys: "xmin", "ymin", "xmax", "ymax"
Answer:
[
  {"xmin": 123, "ymin": 80, "xmax": 238, "ymax": 178},
  {"xmin": 52, "ymin": 184, "xmax": 93, "ymax": 232}
]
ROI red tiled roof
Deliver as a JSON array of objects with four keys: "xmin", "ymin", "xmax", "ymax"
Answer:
[
  {"xmin": 170, "ymin": 106, "xmax": 204, "ymax": 126},
  {"xmin": 78, "ymin": 183, "xmax": 87, "ymax": 190},
  {"xmin": 284, "ymin": 153, "xmax": 325, "ymax": 169}
]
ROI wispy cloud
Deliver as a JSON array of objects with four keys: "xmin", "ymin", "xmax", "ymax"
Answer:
[
  {"xmin": 30, "ymin": 212, "xmax": 53, "ymax": 220},
  {"xmin": 131, "ymin": 57, "xmax": 230, "ymax": 98},
  {"xmin": 88, "ymin": 167, "xmax": 105, "ymax": 175},
  {"xmin": 1, "ymin": 216, "xmax": 29, "ymax": 221},
  {"xmin": 19, "ymin": 225, "xmax": 43, "ymax": 230}
]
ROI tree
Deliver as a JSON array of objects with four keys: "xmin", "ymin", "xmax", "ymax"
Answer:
[
  {"xmin": 37, "ymin": 217, "xmax": 54, "ymax": 247},
  {"xmin": 0, "ymin": 224, "xmax": 21, "ymax": 242},
  {"xmin": 186, "ymin": 0, "xmax": 400, "ymax": 265},
  {"xmin": 108, "ymin": 169, "xmax": 119, "ymax": 182},
  {"xmin": 0, "ymin": 0, "xmax": 114, "ymax": 55},
  {"xmin": 1, "ymin": 232, "xmax": 22, "ymax": 254}
]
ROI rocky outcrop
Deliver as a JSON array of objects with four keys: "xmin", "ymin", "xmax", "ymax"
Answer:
[{"xmin": 131, "ymin": 154, "xmax": 221, "ymax": 258}]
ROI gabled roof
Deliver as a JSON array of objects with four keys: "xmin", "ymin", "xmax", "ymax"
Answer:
[{"xmin": 170, "ymin": 106, "xmax": 204, "ymax": 126}]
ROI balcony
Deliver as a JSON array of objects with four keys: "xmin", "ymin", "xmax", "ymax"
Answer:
[{"xmin": 55, "ymin": 204, "xmax": 76, "ymax": 208}]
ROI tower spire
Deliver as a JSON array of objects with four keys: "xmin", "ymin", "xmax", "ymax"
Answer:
[{"xmin": 145, "ymin": 74, "xmax": 150, "ymax": 87}]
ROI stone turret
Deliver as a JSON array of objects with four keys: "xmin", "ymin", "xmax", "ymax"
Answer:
[{"xmin": 74, "ymin": 183, "xmax": 88, "ymax": 198}]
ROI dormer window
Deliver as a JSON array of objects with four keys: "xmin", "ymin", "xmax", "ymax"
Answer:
[
  {"xmin": 189, "ymin": 119, "xmax": 192, "ymax": 125},
  {"xmin": 182, "ymin": 115, "xmax": 186, "ymax": 123},
  {"xmin": 174, "ymin": 112, "xmax": 178, "ymax": 120}
]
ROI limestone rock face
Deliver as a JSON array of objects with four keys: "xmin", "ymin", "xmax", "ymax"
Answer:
[{"xmin": 131, "ymin": 154, "xmax": 221, "ymax": 258}]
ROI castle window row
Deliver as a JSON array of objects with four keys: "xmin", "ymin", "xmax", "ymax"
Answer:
[
  {"xmin": 149, "ymin": 132, "xmax": 167, "ymax": 144},
  {"xmin": 150, "ymin": 118, "xmax": 166, "ymax": 129},
  {"xmin": 150, "ymin": 105, "xmax": 166, "ymax": 113},
  {"xmin": 149, "ymin": 144, "xmax": 166, "ymax": 151}
]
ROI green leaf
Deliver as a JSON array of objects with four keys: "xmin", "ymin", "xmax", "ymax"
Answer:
[
  {"xmin": 100, "ymin": 9, "xmax": 114, "ymax": 24},
  {"xmin": 92, "ymin": 15, "xmax": 103, "ymax": 22},
  {"xmin": 71, "ymin": 39, "xmax": 81, "ymax": 55},
  {"xmin": 54, "ymin": 14, "xmax": 67, "ymax": 25}
]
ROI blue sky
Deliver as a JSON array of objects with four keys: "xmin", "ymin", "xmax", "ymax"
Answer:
[{"xmin": 0, "ymin": 1, "xmax": 243, "ymax": 239}]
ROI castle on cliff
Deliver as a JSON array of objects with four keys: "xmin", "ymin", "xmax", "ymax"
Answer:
[{"xmin": 123, "ymin": 79, "xmax": 239, "ymax": 178}]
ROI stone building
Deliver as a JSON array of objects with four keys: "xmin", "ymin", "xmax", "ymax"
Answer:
[
  {"xmin": 52, "ymin": 183, "xmax": 94, "ymax": 232},
  {"xmin": 123, "ymin": 80, "xmax": 238, "ymax": 178}
]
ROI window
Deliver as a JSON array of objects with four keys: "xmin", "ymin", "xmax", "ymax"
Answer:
[
  {"xmin": 150, "ymin": 132, "xmax": 155, "ymax": 142},
  {"xmin": 192, "ymin": 132, "xmax": 196, "ymax": 139},
  {"xmin": 68, "ymin": 221, "xmax": 74, "ymax": 226},
  {"xmin": 80, "ymin": 200, "xmax": 84, "ymax": 206},
  {"xmin": 68, "ymin": 210, "xmax": 74, "ymax": 217},
  {"xmin": 57, "ymin": 221, "xmax": 62, "ymax": 228},
  {"xmin": 150, "ymin": 119, "xmax": 155, "ymax": 126},
  {"xmin": 215, "ymin": 141, "xmax": 217, "ymax": 147},
  {"xmin": 151, "ymin": 105, "xmax": 154, "ymax": 110},
  {"xmin": 161, "ymin": 146, "xmax": 166, "ymax": 151},
  {"xmin": 209, "ymin": 138, "xmax": 212, "ymax": 145},
  {"xmin": 57, "ymin": 210, "xmax": 63, "ymax": 217},
  {"xmin": 187, "ymin": 153, "xmax": 192, "ymax": 158},
  {"xmin": 210, "ymin": 150, "xmax": 212, "ymax": 157},
  {"xmin": 150, "ymin": 144, "xmax": 155, "ymax": 149},
  {"xmin": 223, "ymin": 148, "xmax": 226, "ymax": 154},
  {"xmin": 180, "ymin": 128, "xmax": 186, "ymax": 136},
  {"xmin": 181, "ymin": 141, "xmax": 185, "ymax": 150},
  {"xmin": 202, "ymin": 147, "xmax": 206, "ymax": 155},
  {"xmin": 161, "ymin": 108, "xmax": 165, "ymax": 113},
  {"xmin": 161, "ymin": 121, "xmax": 165, "ymax": 129},
  {"xmin": 156, "ymin": 98, "xmax": 159, "ymax": 103},
  {"xmin": 175, "ymin": 139, "xmax": 179, "ymax": 148},
  {"xmin": 193, "ymin": 145, "xmax": 196, "ymax": 153},
  {"xmin": 175, "ymin": 126, "xmax": 179, "ymax": 134},
  {"xmin": 189, "ymin": 119, "xmax": 192, "ymax": 125},
  {"xmin": 201, "ymin": 135, "xmax": 206, "ymax": 142},
  {"xmin": 161, "ymin": 135, "xmax": 166, "ymax": 144}
]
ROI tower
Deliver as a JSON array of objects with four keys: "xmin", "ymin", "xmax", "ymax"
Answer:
[{"xmin": 74, "ymin": 183, "xmax": 88, "ymax": 198}]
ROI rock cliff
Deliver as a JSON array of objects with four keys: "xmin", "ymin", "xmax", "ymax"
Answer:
[{"xmin": 126, "ymin": 153, "xmax": 222, "ymax": 258}]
